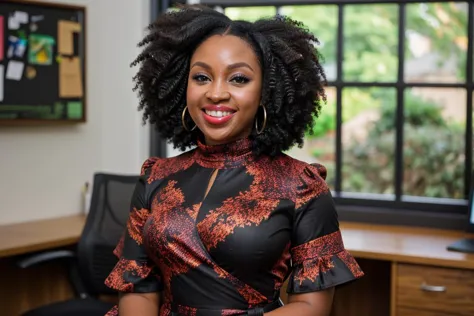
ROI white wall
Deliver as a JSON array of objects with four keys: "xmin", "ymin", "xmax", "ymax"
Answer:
[{"xmin": 0, "ymin": 0, "xmax": 151, "ymax": 224}]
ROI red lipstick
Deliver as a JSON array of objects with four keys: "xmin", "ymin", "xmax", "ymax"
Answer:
[{"xmin": 201, "ymin": 105, "xmax": 236, "ymax": 125}]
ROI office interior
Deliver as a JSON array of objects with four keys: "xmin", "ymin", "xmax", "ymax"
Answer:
[{"xmin": 0, "ymin": 0, "xmax": 473, "ymax": 315}]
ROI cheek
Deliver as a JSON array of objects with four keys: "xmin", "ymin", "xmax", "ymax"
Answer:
[{"xmin": 233, "ymin": 85, "xmax": 261, "ymax": 115}]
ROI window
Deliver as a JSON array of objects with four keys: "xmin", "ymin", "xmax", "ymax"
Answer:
[{"xmin": 154, "ymin": 1, "xmax": 473, "ymax": 223}]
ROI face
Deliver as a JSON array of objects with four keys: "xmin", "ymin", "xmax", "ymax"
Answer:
[{"xmin": 186, "ymin": 34, "xmax": 262, "ymax": 145}]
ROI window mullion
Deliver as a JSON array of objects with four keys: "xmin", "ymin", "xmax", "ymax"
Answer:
[
  {"xmin": 465, "ymin": 2, "xmax": 473, "ymax": 199},
  {"xmin": 335, "ymin": 3, "xmax": 344, "ymax": 193},
  {"xmin": 395, "ymin": 3, "xmax": 406, "ymax": 202}
]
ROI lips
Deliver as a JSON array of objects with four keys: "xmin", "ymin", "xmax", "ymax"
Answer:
[{"xmin": 202, "ymin": 105, "xmax": 236, "ymax": 125}]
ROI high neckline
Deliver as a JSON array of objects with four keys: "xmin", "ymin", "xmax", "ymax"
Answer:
[{"xmin": 194, "ymin": 137, "xmax": 254, "ymax": 169}]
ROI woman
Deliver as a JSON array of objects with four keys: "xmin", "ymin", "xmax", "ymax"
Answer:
[{"xmin": 105, "ymin": 5, "xmax": 363, "ymax": 316}]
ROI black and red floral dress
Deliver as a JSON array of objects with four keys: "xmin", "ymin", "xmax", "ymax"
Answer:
[{"xmin": 104, "ymin": 138, "xmax": 363, "ymax": 316}]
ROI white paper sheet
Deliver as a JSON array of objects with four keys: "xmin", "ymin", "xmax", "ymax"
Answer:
[
  {"xmin": 15, "ymin": 11, "xmax": 28, "ymax": 24},
  {"xmin": 8, "ymin": 16, "xmax": 19, "ymax": 30},
  {"xmin": 0, "ymin": 65, "xmax": 4, "ymax": 102},
  {"xmin": 8, "ymin": 11, "xmax": 29, "ymax": 30},
  {"xmin": 31, "ymin": 15, "xmax": 44, "ymax": 23},
  {"xmin": 6, "ymin": 60, "xmax": 24, "ymax": 81}
]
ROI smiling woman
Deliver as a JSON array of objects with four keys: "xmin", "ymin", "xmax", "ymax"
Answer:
[{"xmin": 104, "ymin": 4, "xmax": 363, "ymax": 316}]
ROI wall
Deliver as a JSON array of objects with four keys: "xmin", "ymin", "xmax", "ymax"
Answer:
[{"xmin": 0, "ymin": 0, "xmax": 151, "ymax": 224}]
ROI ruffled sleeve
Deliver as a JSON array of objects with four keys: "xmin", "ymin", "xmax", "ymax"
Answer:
[
  {"xmin": 104, "ymin": 158, "xmax": 163, "ymax": 294},
  {"xmin": 287, "ymin": 164, "xmax": 364, "ymax": 294}
]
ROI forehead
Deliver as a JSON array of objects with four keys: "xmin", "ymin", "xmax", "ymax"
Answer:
[{"xmin": 191, "ymin": 34, "xmax": 259, "ymax": 64}]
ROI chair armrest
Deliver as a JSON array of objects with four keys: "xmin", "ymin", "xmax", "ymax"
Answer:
[
  {"xmin": 17, "ymin": 250, "xmax": 75, "ymax": 268},
  {"xmin": 17, "ymin": 249, "xmax": 89, "ymax": 299}
]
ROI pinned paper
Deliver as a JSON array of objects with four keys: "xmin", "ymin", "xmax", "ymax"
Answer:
[
  {"xmin": 31, "ymin": 15, "xmax": 44, "ymax": 23},
  {"xmin": 59, "ymin": 57, "xmax": 83, "ymax": 97},
  {"xmin": 7, "ymin": 36, "xmax": 27, "ymax": 58},
  {"xmin": 0, "ymin": 65, "xmax": 4, "ymax": 102},
  {"xmin": 0, "ymin": 16, "xmax": 3, "ymax": 61},
  {"xmin": 8, "ymin": 11, "xmax": 29, "ymax": 30},
  {"xmin": 67, "ymin": 101, "xmax": 83, "ymax": 119},
  {"xmin": 6, "ymin": 60, "xmax": 24, "ymax": 81},
  {"xmin": 29, "ymin": 34, "xmax": 55, "ymax": 65},
  {"xmin": 26, "ymin": 66, "xmax": 37, "ymax": 80},
  {"xmin": 58, "ymin": 20, "xmax": 81, "ymax": 55}
]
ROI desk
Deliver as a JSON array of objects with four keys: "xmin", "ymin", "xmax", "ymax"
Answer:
[
  {"xmin": 334, "ymin": 222, "xmax": 474, "ymax": 316},
  {"xmin": 1, "ymin": 216, "xmax": 473, "ymax": 316},
  {"xmin": 0, "ymin": 215, "xmax": 86, "ymax": 316},
  {"xmin": 0, "ymin": 215, "xmax": 86, "ymax": 258}
]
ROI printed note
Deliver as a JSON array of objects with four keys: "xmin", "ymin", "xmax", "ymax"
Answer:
[
  {"xmin": 8, "ymin": 11, "xmax": 28, "ymax": 30},
  {"xmin": 6, "ymin": 60, "xmax": 24, "ymax": 81},
  {"xmin": 7, "ymin": 36, "xmax": 27, "ymax": 59},
  {"xmin": 59, "ymin": 57, "xmax": 83, "ymax": 98},
  {"xmin": 0, "ymin": 65, "xmax": 4, "ymax": 102},
  {"xmin": 58, "ymin": 20, "xmax": 81, "ymax": 55},
  {"xmin": 31, "ymin": 15, "xmax": 44, "ymax": 23}
]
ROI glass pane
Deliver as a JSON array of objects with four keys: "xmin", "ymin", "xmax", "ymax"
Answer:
[
  {"xmin": 343, "ymin": 4, "xmax": 399, "ymax": 82},
  {"xmin": 286, "ymin": 87, "xmax": 336, "ymax": 190},
  {"xmin": 225, "ymin": 6, "xmax": 277, "ymax": 22},
  {"xmin": 342, "ymin": 87, "xmax": 396, "ymax": 195},
  {"xmin": 403, "ymin": 88, "xmax": 466, "ymax": 199},
  {"xmin": 405, "ymin": 3, "xmax": 468, "ymax": 83},
  {"xmin": 279, "ymin": 5, "xmax": 338, "ymax": 81}
]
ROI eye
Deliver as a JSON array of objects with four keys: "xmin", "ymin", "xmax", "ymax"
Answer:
[
  {"xmin": 192, "ymin": 74, "xmax": 210, "ymax": 83},
  {"xmin": 230, "ymin": 74, "xmax": 250, "ymax": 85}
]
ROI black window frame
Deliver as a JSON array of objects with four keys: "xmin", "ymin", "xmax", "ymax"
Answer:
[{"xmin": 150, "ymin": 0, "xmax": 473, "ymax": 230}]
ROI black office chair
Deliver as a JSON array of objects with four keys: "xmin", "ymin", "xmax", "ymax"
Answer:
[{"xmin": 18, "ymin": 173, "xmax": 139, "ymax": 316}]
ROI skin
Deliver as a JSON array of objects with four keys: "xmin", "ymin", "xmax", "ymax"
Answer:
[
  {"xmin": 119, "ymin": 34, "xmax": 335, "ymax": 316},
  {"xmin": 186, "ymin": 34, "xmax": 262, "ymax": 145}
]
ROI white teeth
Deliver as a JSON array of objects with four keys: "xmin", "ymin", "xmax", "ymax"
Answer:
[{"xmin": 205, "ymin": 110, "xmax": 233, "ymax": 118}]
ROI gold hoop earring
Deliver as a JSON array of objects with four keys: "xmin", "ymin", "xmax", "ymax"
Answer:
[
  {"xmin": 182, "ymin": 106, "xmax": 197, "ymax": 132},
  {"xmin": 255, "ymin": 105, "xmax": 267, "ymax": 135}
]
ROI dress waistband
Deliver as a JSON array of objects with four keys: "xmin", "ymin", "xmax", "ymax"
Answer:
[{"xmin": 170, "ymin": 298, "xmax": 283, "ymax": 316}]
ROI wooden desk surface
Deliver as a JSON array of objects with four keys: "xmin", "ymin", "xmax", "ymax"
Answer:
[
  {"xmin": 341, "ymin": 222, "xmax": 474, "ymax": 270},
  {"xmin": 1, "ymin": 214, "xmax": 473, "ymax": 270},
  {"xmin": 0, "ymin": 215, "xmax": 86, "ymax": 258}
]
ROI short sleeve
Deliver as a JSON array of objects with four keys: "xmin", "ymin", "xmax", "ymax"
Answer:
[
  {"xmin": 287, "ymin": 164, "xmax": 364, "ymax": 294},
  {"xmin": 104, "ymin": 158, "xmax": 163, "ymax": 293}
]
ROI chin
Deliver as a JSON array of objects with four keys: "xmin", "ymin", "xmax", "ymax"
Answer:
[{"xmin": 201, "ymin": 128, "xmax": 236, "ymax": 145}]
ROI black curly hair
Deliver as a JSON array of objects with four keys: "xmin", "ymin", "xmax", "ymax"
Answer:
[{"xmin": 132, "ymin": 5, "xmax": 327, "ymax": 157}]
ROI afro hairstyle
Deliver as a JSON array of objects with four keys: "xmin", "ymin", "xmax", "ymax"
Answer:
[{"xmin": 132, "ymin": 5, "xmax": 327, "ymax": 157}]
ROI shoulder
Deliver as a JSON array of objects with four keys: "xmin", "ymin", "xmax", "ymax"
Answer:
[
  {"xmin": 254, "ymin": 154, "xmax": 329, "ymax": 205},
  {"xmin": 272, "ymin": 153, "xmax": 328, "ymax": 182},
  {"xmin": 282, "ymin": 154, "xmax": 330, "ymax": 208},
  {"xmin": 140, "ymin": 150, "xmax": 196, "ymax": 184}
]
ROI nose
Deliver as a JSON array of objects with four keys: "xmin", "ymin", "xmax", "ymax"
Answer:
[{"xmin": 205, "ymin": 80, "xmax": 230, "ymax": 103}]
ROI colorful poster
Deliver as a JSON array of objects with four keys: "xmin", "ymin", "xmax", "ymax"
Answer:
[
  {"xmin": 28, "ymin": 34, "xmax": 55, "ymax": 65},
  {"xmin": 7, "ymin": 35, "xmax": 27, "ymax": 59}
]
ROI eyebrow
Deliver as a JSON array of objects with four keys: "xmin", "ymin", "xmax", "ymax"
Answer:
[{"xmin": 191, "ymin": 61, "xmax": 254, "ymax": 72}]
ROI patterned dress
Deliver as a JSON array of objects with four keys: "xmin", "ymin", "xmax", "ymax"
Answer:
[{"xmin": 104, "ymin": 138, "xmax": 363, "ymax": 316}]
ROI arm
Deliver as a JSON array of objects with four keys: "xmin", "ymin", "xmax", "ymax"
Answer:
[
  {"xmin": 119, "ymin": 292, "xmax": 160, "ymax": 316},
  {"xmin": 276, "ymin": 164, "xmax": 363, "ymax": 316},
  {"xmin": 104, "ymin": 158, "xmax": 163, "ymax": 315},
  {"xmin": 266, "ymin": 287, "xmax": 334, "ymax": 316}
]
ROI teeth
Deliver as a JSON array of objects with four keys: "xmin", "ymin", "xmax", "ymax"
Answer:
[{"xmin": 205, "ymin": 110, "xmax": 233, "ymax": 118}]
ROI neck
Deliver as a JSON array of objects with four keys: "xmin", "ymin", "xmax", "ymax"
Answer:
[{"xmin": 194, "ymin": 136, "xmax": 254, "ymax": 169}]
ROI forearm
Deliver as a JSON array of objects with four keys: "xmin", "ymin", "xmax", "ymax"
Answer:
[
  {"xmin": 118, "ymin": 292, "xmax": 159, "ymax": 316},
  {"xmin": 265, "ymin": 301, "xmax": 331, "ymax": 316},
  {"xmin": 265, "ymin": 288, "xmax": 334, "ymax": 316}
]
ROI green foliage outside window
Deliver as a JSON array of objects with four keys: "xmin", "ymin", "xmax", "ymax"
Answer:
[{"xmin": 226, "ymin": 3, "xmax": 469, "ymax": 199}]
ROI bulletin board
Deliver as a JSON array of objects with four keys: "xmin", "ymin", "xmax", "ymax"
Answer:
[{"xmin": 0, "ymin": 0, "xmax": 86, "ymax": 124}]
